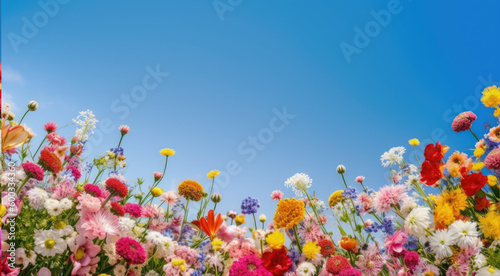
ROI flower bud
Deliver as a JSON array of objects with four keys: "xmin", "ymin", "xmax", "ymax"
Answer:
[
  {"xmin": 235, "ymin": 214, "xmax": 245, "ymax": 226},
  {"xmin": 259, "ymin": 214, "xmax": 266, "ymax": 223},
  {"xmin": 336, "ymin": 165, "xmax": 346, "ymax": 174},
  {"xmin": 211, "ymin": 192, "xmax": 221, "ymax": 203},
  {"xmin": 6, "ymin": 112, "xmax": 15, "ymax": 121},
  {"xmin": 133, "ymin": 192, "xmax": 144, "ymax": 200},
  {"xmin": 28, "ymin": 100, "xmax": 39, "ymax": 111},
  {"xmin": 151, "ymin": 187, "xmax": 164, "ymax": 197},
  {"xmin": 202, "ymin": 191, "xmax": 209, "ymax": 198}
]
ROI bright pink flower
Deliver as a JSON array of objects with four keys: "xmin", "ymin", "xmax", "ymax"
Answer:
[
  {"xmin": 119, "ymin": 125, "xmax": 130, "ymax": 135},
  {"xmin": 229, "ymin": 254, "xmax": 272, "ymax": 276},
  {"xmin": 451, "ymin": 111, "xmax": 477, "ymax": 132},
  {"xmin": 115, "ymin": 237, "xmax": 146, "ymax": 265},
  {"xmin": 69, "ymin": 235, "xmax": 100, "ymax": 275},
  {"xmin": 384, "ymin": 230, "xmax": 408, "ymax": 256},
  {"xmin": 1, "ymin": 252, "xmax": 20, "ymax": 276},
  {"xmin": 160, "ymin": 191, "xmax": 179, "ymax": 205},
  {"xmin": 66, "ymin": 166, "xmax": 81, "ymax": 180},
  {"xmin": 78, "ymin": 209, "xmax": 119, "ymax": 240},
  {"xmin": 43, "ymin": 122, "xmax": 58, "ymax": 133},
  {"xmin": 83, "ymin": 184, "xmax": 103, "ymax": 198},
  {"xmin": 339, "ymin": 268, "xmax": 362, "ymax": 276},
  {"xmin": 124, "ymin": 203, "xmax": 143, "ymax": 218},
  {"xmin": 154, "ymin": 171, "xmax": 163, "ymax": 181},
  {"xmin": 355, "ymin": 176, "xmax": 365, "ymax": 183},
  {"xmin": 22, "ymin": 161, "xmax": 45, "ymax": 181},
  {"xmin": 46, "ymin": 132, "xmax": 66, "ymax": 146},
  {"xmin": 270, "ymin": 190, "xmax": 284, "ymax": 201},
  {"xmin": 403, "ymin": 251, "xmax": 420, "ymax": 271}
]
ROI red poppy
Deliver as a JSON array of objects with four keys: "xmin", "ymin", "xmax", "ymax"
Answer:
[
  {"xmin": 199, "ymin": 210, "xmax": 223, "ymax": 240},
  {"xmin": 424, "ymin": 142, "xmax": 448, "ymax": 162},
  {"xmin": 475, "ymin": 194, "xmax": 490, "ymax": 211},
  {"xmin": 420, "ymin": 160, "xmax": 443, "ymax": 186},
  {"xmin": 261, "ymin": 247, "xmax": 292, "ymax": 276},
  {"xmin": 460, "ymin": 172, "xmax": 488, "ymax": 197}
]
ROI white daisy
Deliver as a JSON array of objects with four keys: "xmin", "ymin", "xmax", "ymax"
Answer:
[
  {"xmin": 381, "ymin": 146, "xmax": 406, "ymax": 167},
  {"xmin": 34, "ymin": 230, "xmax": 66, "ymax": 257},
  {"xmin": 284, "ymin": 173, "xmax": 312, "ymax": 197},
  {"xmin": 296, "ymin": 262, "xmax": 316, "ymax": 276},
  {"xmin": 476, "ymin": 267, "xmax": 500, "ymax": 276},
  {"xmin": 404, "ymin": 207, "xmax": 430, "ymax": 237},
  {"xmin": 448, "ymin": 220, "xmax": 479, "ymax": 248},
  {"xmin": 429, "ymin": 229, "xmax": 456, "ymax": 260},
  {"xmin": 26, "ymin": 188, "xmax": 49, "ymax": 209},
  {"xmin": 44, "ymin": 199, "xmax": 63, "ymax": 216},
  {"xmin": 400, "ymin": 196, "xmax": 417, "ymax": 217},
  {"xmin": 114, "ymin": 264, "xmax": 127, "ymax": 276}
]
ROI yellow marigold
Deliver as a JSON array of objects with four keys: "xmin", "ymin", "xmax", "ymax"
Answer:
[
  {"xmin": 211, "ymin": 238, "xmax": 224, "ymax": 250},
  {"xmin": 207, "ymin": 170, "xmax": 220, "ymax": 179},
  {"xmin": 178, "ymin": 180, "xmax": 204, "ymax": 201},
  {"xmin": 302, "ymin": 241, "xmax": 321, "ymax": 259},
  {"xmin": 479, "ymin": 210, "xmax": 500, "ymax": 240},
  {"xmin": 471, "ymin": 162, "xmax": 485, "ymax": 171},
  {"xmin": 328, "ymin": 190, "xmax": 344, "ymax": 208},
  {"xmin": 488, "ymin": 175, "xmax": 498, "ymax": 187},
  {"xmin": 481, "ymin": 85, "xmax": 500, "ymax": 108},
  {"xmin": 151, "ymin": 187, "xmax": 164, "ymax": 197},
  {"xmin": 266, "ymin": 231, "xmax": 285, "ymax": 250},
  {"xmin": 408, "ymin": 138, "xmax": 420, "ymax": 146},
  {"xmin": 435, "ymin": 189, "xmax": 468, "ymax": 217},
  {"xmin": 160, "ymin": 148, "xmax": 176, "ymax": 156},
  {"xmin": 433, "ymin": 202, "xmax": 455, "ymax": 230},
  {"xmin": 273, "ymin": 198, "xmax": 305, "ymax": 229},
  {"xmin": 474, "ymin": 148, "xmax": 485, "ymax": 158},
  {"xmin": 235, "ymin": 214, "xmax": 245, "ymax": 226}
]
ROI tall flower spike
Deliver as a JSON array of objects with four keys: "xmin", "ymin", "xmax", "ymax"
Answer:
[{"xmin": 199, "ymin": 209, "xmax": 224, "ymax": 240}]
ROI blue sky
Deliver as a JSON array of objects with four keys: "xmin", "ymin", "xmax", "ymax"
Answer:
[{"xmin": 2, "ymin": 1, "xmax": 500, "ymax": 228}]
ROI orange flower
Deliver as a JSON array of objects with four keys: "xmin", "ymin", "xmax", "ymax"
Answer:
[
  {"xmin": 178, "ymin": 180, "xmax": 204, "ymax": 202},
  {"xmin": 446, "ymin": 151, "xmax": 471, "ymax": 177},
  {"xmin": 273, "ymin": 198, "xmax": 305, "ymax": 229},
  {"xmin": 339, "ymin": 236, "xmax": 357, "ymax": 251},
  {"xmin": 1, "ymin": 120, "xmax": 29, "ymax": 152},
  {"xmin": 199, "ymin": 210, "xmax": 223, "ymax": 240}
]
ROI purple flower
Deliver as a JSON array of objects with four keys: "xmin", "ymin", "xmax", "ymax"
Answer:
[
  {"xmin": 241, "ymin": 197, "xmax": 260, "ymax": 214},
  {"xmin": 342, "ymin": 186, "xmax": 358, "ymax": 200}
]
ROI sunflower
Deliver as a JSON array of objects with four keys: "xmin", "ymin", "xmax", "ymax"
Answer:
[
  {"xmin": 178, "ymin": 180, "xmax": 204, "ymax": 201},
  {"xmin": 273, "ymin": 198, "xmax": 305, "ymax": 229}
]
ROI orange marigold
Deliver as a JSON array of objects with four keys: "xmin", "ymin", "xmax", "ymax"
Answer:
[
  {"xmin": 178, "ymin": 180, "xmax": 204, "ymax": 202},
  {"xmin": 273, "ymin": 198, "xmax": 305, "ymax": 229},
  {"xmin": 433, "ymin": 202, "xmax": 455, "ymax": 230},
  {"xmin": 39, "ymin": 149, "xmax": 62, "ymax": 174},
  {"xmin": 434, "ymin": 188, "xmax": 468, "ymax": 217}
]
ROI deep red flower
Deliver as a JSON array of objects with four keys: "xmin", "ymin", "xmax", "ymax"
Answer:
[
  {"xmin": 261, "ymin": 247, "xmax": 292, "ymax": 276},
  {"xmin": 111, "ymin": 202, "xmax": 126, "ymax": 216},
  {"xmin": 326, "ymin": 255, "xmax": 352, "ymax": 274},
  {"xmin": 475, "ymin": 194, "xmax": 491, "ymax": 211},
  {"xmin": 460, "ymin": 172, "xmax": 488, "ymax": 197},
  {"xmin": 105, "ymin": 178, "xmax": 128, "ymax": 198},
  {"xmin": 424, "ymin": 142, "xmax": 448, "ymax": 162},
  {"xmin": 318, "ymin": 238, "xmax": 335, "ymax": 257},
  {"xmin": 420, "ymin": 160, "xmax": 443, "ymax": 186},
  {"xmin": 38, "ymin": 149, "xmax": 62, "ymax": 174}
]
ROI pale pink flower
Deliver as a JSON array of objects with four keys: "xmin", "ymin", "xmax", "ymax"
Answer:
[
  {"xmin": 77, "ymin": 193, "xmax": 101, "ymax": 213},
  {"xmin": 216, "ymin": 223, "xmax": 236, "ymax": 243},
  {"xmin": 160, "ymin": 191, "xmax": 179, "ymax": 205},
  {"xmin": 154, "ymin": 172, "xmax": 163, "ymax": 181},
  {"xmin": 51, "ymin": 179, "xmax": 77, "ymax": 200},
  {"xmin": 298, "ymin": 216, "xmax": 322, "ymax": 242},
  {"xmin": 69, "ymin": 235, "xmax": 100, "ymax": 275},
  {"xmin": 355, "ymin": 176, "xmax": 365, "ymax": 183},
  {"xmin": 119, "ymin": 125, "xmax": 130, "ymax": 135},
  {"xmin": 356, "ymin": 192, "xmax": 373, "ymax": 214},
  {"xmin": 142, "ymin": 204, "xmax": 165, "ymax": 219},
  {"xmin": 318, "ymin": 214, "xmax": 327, "ymax": 225},
  {"xmin": 372, "ymin": 184, "xmax": 407, "ymax": 214},
  {"xmin": 270, "ymin": 190, "xmax": 284, "ymax": 201},
  {"xmin": 78, "ymin": 210, "xmax": 119, "ymax": 240}
]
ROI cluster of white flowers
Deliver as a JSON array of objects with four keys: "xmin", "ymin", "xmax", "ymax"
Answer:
[
  {"xmin": 296, "ymin": 262, "xmax": 316, "ymax": 276},
  {"xmin": 380, "ymin": 146, "xmax": 406, "ymax": 167},
  {"xmin": 145, "ymin": 230, "xmax": 177, "ymax": 258},
  {"xmin": 427, "ymin": 220, "xmax": 481, "ymax": 260},
  {"xmin": 73, "ymin": 109, "xmax": 98, "ymax": 140},
  {"xmin": 285, "ymin": 173, "xmax": 312, "ymax": 197},
  {"xmin": 43, "ymin": 198, "xmax": 72, "ymax": 216}
]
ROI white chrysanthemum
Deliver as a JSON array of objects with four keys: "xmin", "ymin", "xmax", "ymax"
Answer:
[
  {"xmin": 429, "ymin": 229, "xmax": 456, "ymax": 260},
  {"xmin": 145, "ymin": 230, "xmax": 165, "ymax": 244},
  {"xmin": 331, "ymin": 198, "xmax": 354, "ymax": 217},
  {"xmin": 145, "ymin": 271, "xmax": 159, "ymax": 276},
  {"xmin": 285, "ymin": 173, "xmax": 312, "ymax": 197},
  {"xmin": 26, "ymin": 188, "xmax": 49, "ymax": 209},
  {"xmin": 296, "ymin": 262, "xmax": 316, "ymax": 276},
  {"xmin": 381, "ymin": 146, "xmax": 406, "ymax": 167},
  {"xmin": 476, "ymin": 267, "xmax": 500, "ymax": 276},
  {"xmin": 73, "ymin": 109, "xmax": 98, "ymax": 140},
  {"xmin": 449, "ymin": 220, "xmax": 479, "ymax": 248},
  {"xmin": 60, "ymin": 198, "xmax": 73, "ymax": 210},
  {"xmin": 34, "ymin": 230, "xmax": 66, "ymax": 257},
  {"xmin": 475, "ymin": 254, "xmax": 488, "ymax": 269},
  {"xmin": 153, "ymin": 235, "xmax": 176, "ymax": 258},
  {"xmin": 118, "ymin": 217, "xmax": 136, "ymax": 236},
  {"xmin": 44, "ymin": 199, "xmax": 63, "ymax": 216},
  {"xmin": 103, "ymin": 243, "xmax": 120, "ymax": 265},
  {"xmin": 400, "ymin": 196, "xmax": 417, "ymax": 217},
  {"xmin": 404, "ymin": 174, "xmax": 420, "ymax": 189},
  {"xmin": 404, "ymin": 207, "xmax": 430, "ymax": 237},
  {"xmin": 114, "ymin": 264, "xmax": 127, "ymax": 276}
]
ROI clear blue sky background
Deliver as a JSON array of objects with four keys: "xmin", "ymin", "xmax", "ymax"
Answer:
[{"xmin": 2, "ymin": 1, "xmax": 500, "ymax": 227}]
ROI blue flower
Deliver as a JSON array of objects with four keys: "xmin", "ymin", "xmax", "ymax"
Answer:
[
  {"xmin": 404, "ymin": 235, "xmax": 419, "ymax": 251},
  {"xmin": 379, "ymin": 217, "xmax": 395, "ymax": 236},
  {"xmin": 288, "ymin": 248, "xmax": 301, "ymax": 262},
  {"xmin": 241, "ymin": 197, "xmax": 260, "ymax": 214},
  {"xmin": 110, "ymin": 146, "xmax": 124, "ymax": 156},
  {"xmin": 342, "ymin": 187, "xmax": 358, "ymax": 200}
]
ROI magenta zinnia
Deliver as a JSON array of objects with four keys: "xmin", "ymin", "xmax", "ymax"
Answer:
[
  {"xmin": 229, "ymin": 254, "xmax": 272, "ymax": 276},
  {"xmin": 115, "ymin": 237, "xmax": 147, "ymax": 265},
  {"xmin": 22, "ymin": 161, "xmax": 45, "ymax": 181}
]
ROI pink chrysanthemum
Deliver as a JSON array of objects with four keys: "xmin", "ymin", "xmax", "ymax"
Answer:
[
  {"xmin": 83, "ymin": 183, "xmax": 103, "ymax": 198},
  {"xmin": 174, "ymin": 246, "xmax": 199, "ymax": 266},
  {"xmin": 339, "ymin": 268, "xmax": 362, "ymax": 276},
  {"xmin": 43, "ymin": 122, "xmax": 58, "ymax": 133},
  {"xmin": 451, "ymin": 111, "xmax": 477, "ymax": 132},
  {"xmin": 270, "ymin": 190, "xmax": 284, "ymax": 201},
  {"xmin": 124, "ymin": 203, "xmax": 143, "ymax": 218},
  {"xmin": 119, "ymin": 125, "xmax": 130, "ymax": 135},
  {"xmin": 51, "ymin": 179, "xmax": 77, "ymax": 200},
  {"xmin": 77, "ymin": 193, "xmax": 101, "ymax": 213},
  {"xmin": 298, "ymin": 216, "xmax": 323, "ymax": 242},
  {"xmin": 66, "ymin": 166, "xmax": 81, "ymax": 180},
  {"xmin": 79, "ymin": 209, "xmax": 119, "ymax": 240},
  {"xmin": 485, "ymin": 148, "xmax": 500, "ymax": 171},
  {"xmin": 22, "ymin": 162, "xmax": 45, "ymax": 181},
  {"xmin": 372, "ymin": 184, "xmax": 407, "ymax": 214},
  {"xmin": 229, "ymin": 254, "xmax": 272, "ymax": 276},
  {"xmin": 403, "ymin": 251, "xmax": 420, "ymax": 271},
  {"xmin": 46, "ymin": 132, "xmax": 67, "ymax": 146},
  {"xmin": 160, "ymin": 190, "xmax": 179, "ymax": 205},
  {"xmin": 355, "ymin": 244, "xmax": 384, "ymax": 276},
  {"xmin": 355, "ymin": 176, "xmax": 365, "ymax": 183},
  {"xmin": 115, "ymin": 237, "xmax": 147, "ymax": 265}
]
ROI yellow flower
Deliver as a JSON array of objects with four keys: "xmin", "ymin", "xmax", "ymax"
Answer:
[
  {"xmin": 211, "ymin": 238, "xmax": 224, "ymax": 250},
  {"xmin": 178, "ymin": 180, "xmax": 204, "ymax": 202},
  {"xmin": 98, "ymin": 274, "xmax": 111, "ymax": 276},
  {"xmin": 151, "ymin": 187, "xmax": 164, "ymax": 197},
  {"xmin": 0, "ymin": 205, "xmax": 6, "ymax": 217},
  {"xmin": 433, "ymin": 203, "xmax": 455, "ymax": 230},
  {"xmin": 107, "ymin": 151, "xmax": 115, "ymax": 158},
  {"xmin": 207, "ymin": 170, "xmax": 220, "ymax": 179},
  {"xmin": 474, "ymin": 148, "xmax": 485, "ymax": 158},
  {"xmin": 160, "ymin": 148, "xmax": 176, "ymax": 156},
  {"xmin": 259, "ymin": 214, "xmax": 267, "ymax": 223},
  {"xmin": 471, "ymin": 162, "xmax": 485, "ymax": 171},
  {"xmin": 273, "ymin": 198, "xmax": 305, "ymax": 229},
  {"xmin": 235, "ymin": 214, "xmax": 246, "ymax": 226},
  {"xmin": 495, "ymin": 108, "xmax": 500, "ymax": 117},
  {"xmin": 265, "ymin": 231, "xmax": 285, "ymax": 249},
  {"xmin": 54, "ymin": 220, "xmax": 67, "ymax": 230},
  {"xmin": 482, "ymin": 85, "xmax": 500, "ymax": 108},
  {"xmin": 434, "ymin": 189, "xmax": 468, "ymax": 217},
  {"xmin": 172, "ymin": 259, "xmax": 186, "ymax": 272},
  {"xmin": 328, "ymin": 190, "xmax": 344, "ymax": 208},
  {"xmin": 479, "ymin": 210, "xmax": 500, "ymax": 240},
  {"xmin": 408, "ymin": 138, "xmax": 420, "ymax": 146},
  {"xmin": 488, "ymin": 175, "xmax": 498, "ymax": 187},
  {"xmin": 302, "ymin": 241, "xmax": 321, "ymax": 259}
]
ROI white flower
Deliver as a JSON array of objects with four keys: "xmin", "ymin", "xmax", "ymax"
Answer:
[
  {"xmin": 118, "ymin": 217, "xmax": 136, "ymax": 237},
  {"xmin": 34, "ymin": 230, "xmax": 66, "ymax": 257},
  {"xmin": 26, "ymin": 188, "xmax": 49, "ymax": 209},
  {"xmin": 103, "ymin": 243, "xmax": 120, "ymax": 265},
  {"xmin": 60, "ymin": 198, "xmax": 73, "ymax": 210},
  {"xmin": 55, "ymin": 225, "xmax": 75, "ymax": 237},
  {"xmin": 15, "ymin": 248, "xmax": 36, "ymax": 269},
  {"xmin": 404, "ymin": 174, "xmax": 420, "ymax": 189},
  {"xmin": 400, "ymin": 196, "xmax": 417, "ymax": 217},
  {"xmin": 448, "ymin": 220, "xmax": 479, "ymax": 248},
  {"xmin": 476, "ymin": 267, "xmax": 500, "ymax": 276},
  {"xmin": 296, "ymin": 262, "xmax": 316, "ymax": 276},
  {"xmin": 44, "ymin": 199, "xmax": 63, "ymax": 216},
  {"xmin": 381, "ymin": 146, "xmax": 406, "ymax": 167},
  {"xmin": 284, "ymin": 173, "xmax": 312, "ymax": 197},
  {"xmin": 73, "ymin": 109, "xmax": 98, "ymax": 140},
  {"xmin": 145, "ymin": 271, "xmax": 159, "ymax": 276},
  {"xmin": 21, "ymin": 123, "xmax": 36, "ymax": 139},
  {"xmin": 404, "ymin": 207, "xmax": 430, "ymax": 237},
  {"xmin": 145, "ymin": 230, "xmax": 165, "ymax": 244},
  {"xmin": 429, "ymin": 229, "xmax": 456, "ymax": 260},
  {"xmin": 114, "ymin": 264, "xmax": 127, "ymax": 276},
  {"xmin": 475, "ymin": 254, "xmax": 488, "ymax": 269}
]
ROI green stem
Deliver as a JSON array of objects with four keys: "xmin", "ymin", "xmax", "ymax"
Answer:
[
  {"xmin": 292, "ymin": 225, "xmax": 303, "ymax": 254},
  {"xmin": 252, "ymin": 213, "xmax": 258, "ymax": 230},
  {"xmin": 18, "ymin": 110, "xmax": 29, "ymax": 125},
  {"xmin": 179, "ymin": 199, "xmax": 190, "ymax": 240},
  {"xmin": 469, "ymin": 129, "xmax": 480, "ymax": 142},
  {"xmin": 33, "ymin": 136, "xmax": 47, "ymax": 157}
]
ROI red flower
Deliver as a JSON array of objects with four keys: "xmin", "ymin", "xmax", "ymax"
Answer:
[
  {"xmin": 420, "ymin": 160, "xmax": 444, "ymax": 186},
  {"xmin": 460, "ymin": 172, "xmax": 488, "ymax": 197},
  {"xmin": 105, "ymin": 178, "xmax": 128, "ymax": 198},
  {"xmin": 199, "ymin": 210, "xmax": 224, "ymax": 240},
  {"xmin": 326, "ymin": 255, "xmax": 352, "ymax": 274},
  {"xmin": 475, "ymin": 194, "xmax": 490, "ymax": 211},
  {"xmin": 424, "ymin": 142, "xmax": 448, "ymax": 162},
  {"xmin": 261, "ymin": 247, "xmax": 292, "ymax": 276},
  {"xmin": 318, "ymin": 238, "xmax": 335, "ymax": 256},
  {"xmin": 39, "ymin": 149, "xmax": 62, "ymax": 174},
  {"xmin": 111, "ymin": 202, "xmax": 126, "ymax": 216}
]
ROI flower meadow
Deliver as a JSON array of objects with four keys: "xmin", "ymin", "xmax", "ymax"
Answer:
[{"xmin": 2, "ymin": 88, "xmax": 500, "ymax": 276}]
